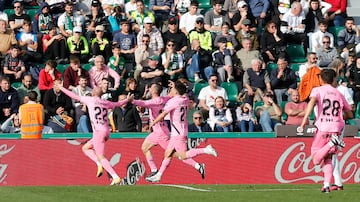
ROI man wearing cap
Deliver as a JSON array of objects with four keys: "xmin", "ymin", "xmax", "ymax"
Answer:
[
  {"xmin": 179, "ymin": 0, "xmax": 203, "ymax": 35},
  {"xmin": 231, "ymin": 1, "xmax": 256, "ymax": 32},
  {"xmin": 130, "ymin": 0, "xmax": 155, "ymax": 33},
  {"xmin": 137, "ymin": 16, "xmax": 164, "ymax": 55},
  {"xmin": 67, "ymin": 26, "xmax": 90, "ymax": 63},
  {"xmin": 113, "ymin": 19, "xmax": 137, "ymax": 63},
  {"xmin": 162, "ymin": 16, "xmax": 187, "ymax": 54},
  {"xmin": 212, "ymin": 37, "xmax": 234, "ymax": 83},
  {"xmin": 85, "ymin": 0, "xmax": 107, "ymax": 44},
  {"xmin": 138, "ymin": 55, "xmax": 164, "ymax": 96},
  {"xmin": 236, "ymin": 18, "xmax": 259, "ymax": 49},
  {"xmin": 90, "ymin": 25, "xmax": 112, "ymax": 63},
  {"xmin": 149, "ymin": 0, "xmax": 174, "ymax": 31},
  {"xmin": 188, "ymin": 17, "xmax": 212, "ymax": 51},
  {"xmin": 204, "ymin": 0, "xmax": 231, "ymax": 34},
  {"xmin": 58, "ymin": 1, "xmax": 84, "ymax": 38}
]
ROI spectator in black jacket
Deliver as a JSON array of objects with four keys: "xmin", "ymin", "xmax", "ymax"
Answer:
[
  {"xmin": 0, "ymin": 76, "xmax": 20, "ymax": 123},
  {"xmin": 113, "ymin": 94, "xmax": 142, "ymax": 132},
  {"xmin": 188, "ymin": 110, "xmax": 214, "ymax": 132}
]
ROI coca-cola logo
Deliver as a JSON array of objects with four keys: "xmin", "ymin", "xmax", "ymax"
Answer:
[
  {"xmin": 0, "ymin": 144, "xmax": 15, "ymax": 184},
  {"xmin": 122, "ymin": 158, "xmax": 145, "ymax": 185},
  {"xmin": 187, "ymin": 138, "xmax": 207, "ymax": 149},
  {"xmin": 275, "ymin": 142, "xmax": 360, "ymax": 183}
]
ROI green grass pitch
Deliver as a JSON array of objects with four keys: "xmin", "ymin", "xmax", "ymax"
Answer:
[{"xmin": 0, "ymin": 184, "xmax": 358, "ymax": 202}]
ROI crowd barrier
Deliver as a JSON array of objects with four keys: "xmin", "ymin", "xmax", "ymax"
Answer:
[{"xmin": 0, "ymin": 132, "xmax": 359, "ymax": 186}]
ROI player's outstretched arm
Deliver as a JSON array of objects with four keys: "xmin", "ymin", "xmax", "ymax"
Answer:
[{"xmin": 60, "ymin": 87, "xmax": 81, "ymax": 101}]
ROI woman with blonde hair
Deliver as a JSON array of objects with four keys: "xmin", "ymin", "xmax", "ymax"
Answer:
[{"xmin": 208, "ymin": 96, "xmax": 233, "ymax": 132}]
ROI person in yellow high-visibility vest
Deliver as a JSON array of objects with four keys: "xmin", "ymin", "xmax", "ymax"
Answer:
[{"xmin": 19, "ymin": 91, "xmax": 44, "ymax": 139}]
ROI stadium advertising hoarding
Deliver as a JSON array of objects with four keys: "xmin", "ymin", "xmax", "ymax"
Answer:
[{"xmin": 0, "ymin": 138, "xmax": 359, "ymax": 186}]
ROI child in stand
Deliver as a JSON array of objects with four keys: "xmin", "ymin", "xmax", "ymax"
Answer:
[
  {"xmin": 108, "ymin": 44, "xmax": 126, "ymax": 79},
  {"xmin": 236, "ymin": 102, "xmax": 257, "ymax": 132}
]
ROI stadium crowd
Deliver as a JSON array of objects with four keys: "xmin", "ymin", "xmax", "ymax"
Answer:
[{"xmin": 0, "ymin": 0, "xmax": 357, "ymax": 134}]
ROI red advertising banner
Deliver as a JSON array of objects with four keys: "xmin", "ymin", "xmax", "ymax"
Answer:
[{"xmin": 0, "ymin": 138, "xmax": 359, "ymax": 186}]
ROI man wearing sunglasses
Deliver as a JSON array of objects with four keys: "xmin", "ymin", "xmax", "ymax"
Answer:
[
  {"xmin": 8, "ymin": 1, "xmax": 31, "ymax": 33},
  {"xmin": 316, "ymin": 35, "xmax": 339, "ymax": 68}
]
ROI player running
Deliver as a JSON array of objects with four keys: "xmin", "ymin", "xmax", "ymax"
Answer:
[
  {"xmin": 57, "ymin": 80, "xmax": 132, "ymax": 185},
  {"xmin": 299, "ymin": 69, "xmax": 353, "ymax": 193},
  {"xmin": 146, "ymin": 80, "xmax": 218, "ymax": 183}
]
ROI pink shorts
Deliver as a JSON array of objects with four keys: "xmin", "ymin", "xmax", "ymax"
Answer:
[
  {"xmin": 166, "ymin": 135, "xmax": 187, "ymax": 152},
  {"xmin": 87, "ymin": 130, "xmax": 110, "ymax": 156},
  {"xmin": 311, "ymin": 131, "xmax": 338, "ymax": 156},
  {"xmin": 145, "ymin": 130, "xmax": 169, "ymax": 149}
]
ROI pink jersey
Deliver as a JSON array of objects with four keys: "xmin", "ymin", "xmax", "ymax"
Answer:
[
  {"xmin": 61, "ymin": 87, "xmax": 127, "ymax": 132},
  {"xmin": 163, "ymin": 95, "xmax": 189, "ymax": 137},
  {"xmin": 310, "ymin": 84, "xmax": 351, "ymax": 133},
  {"xmin": 133, "ymin": 96, "xmax": 171, "ymax": 134}
]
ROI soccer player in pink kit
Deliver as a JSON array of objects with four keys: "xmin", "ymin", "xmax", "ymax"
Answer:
[
  {"xmin": 299, "ymin": 69, "xmax": 353, "ymax": 193},
  {"xmin": 57, "ymin": 82, "xmax": 132, "ymax": 186},
  {"xmin": 146, "ymin": 81, "xmax": 218, "ymax": 183}
]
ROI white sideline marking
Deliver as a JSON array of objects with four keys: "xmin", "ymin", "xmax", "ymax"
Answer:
[{"xmin": 158, "ymin": 184, "xmax": 211, "ymax": 192}]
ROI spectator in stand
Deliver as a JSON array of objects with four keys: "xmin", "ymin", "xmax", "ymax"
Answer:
[
  {"xmin": 348, "ymin": 56, "xmax": 360, "ymax": 105},
  {"xmin": 125, "ymin": 0, "xmax": 137, "ymax": 19},
  {"xmin": 316, "ymin": 35, "xmax": 339, "ymax": 68},
  {"xmin": 260, "ymin": 20, "xmax": 287, "ymax": 63},
  {"xmin": 100, "ymin": 78, "xmax": 117, "ymax": 101},
  {"xmin": 337, "ymin": 17, "xmax": 360, "ymax": 63},
  {"xmin": 149, "ymin": 0, "xmax": 173, "ymax": 31},
  {"xmin": 67, "ymin": 26, "xmax": 90, "ymax": 64},
  {"xmin": 17, "ymin": 74, "xmax": 41, "ymax": 104},
  {"xmin": 108, "ymin": 5, "xmax": 127, "ymax": 35},
  {"xmin": 108, "ymin": 44, "xmax": 126, "ymax": 78},
  {"xmin": 0, "ymin": 76, "xmax": 20, "ymax": 123},
  {"xmin": 174, "ymin": 0, "xmax": 191, "ymax": 16},
  {"xmin": 243, "ymin": 58, "xmax": 272, "ymax": 104},
  {"xmin": 162, "ymin": 16, "xmax": 188, "ymax": 54},
  {"xmin": 57, "ymin": 1, "xmax": 84, "ymax": 38},
  {"xmin": 236, "ymin": 102, "xmax": 256, "ymax": 132},
  {"xmin": 304, "ymin": 0, "xmax": 325, "ymax": 34},
  {"xmin": 63, "ymin": 55, "xmax": 90, "ymax": 91},
  {"xmin": 0, "ymin": 113, "xmax": 20, "ymax": 133},
  {"xmin": 161, "ymin": 39, "xmax": 185, "ymax": 81},
  {"xmin": 16, "ymin": 20, "xmax": 42, "ymax": 64},
  {"xmin": 271, "ymin": 0, "xmax": 291, "ymax": 25},
  {"xmin": 198, "ymin": 74, "xmax": 228, "ymax": 120},
  {"xmin": 38, "ymin": 60, "xmax": 62, "ymax": 103},
  {"xmin": 204, "ymin": 0, "xmax": 231, "ymax": 34},
  {"xmin": 113, "ymin": 19, "xmax": 137, "ymax": 64},
  {"xmin": 134, "ymin": 34, "xmax": 156, "ymax": 81},
  {"xmin": 325, "ymin": 0, "xmax": 347, "ymax": 26},
  {"xmin": 8, "ymin": 1, "xmax": 31, "ymax": 33},
  {"xmin": 189, "ymin": 110, "xmax": 213, "ymax": 132},
  {"xmin": 138, "ymin": 55, "xmax": 165, "ymax": 96},
  {"xmin": 89, "ymin": 25, "xmax": 112, "ymax": 63},
  {"xmin": 270, "ymin": 57, "xmax": 298, "ymax": 104},
  {"xmin": 214, "ymin": 22, "xmax": 239, "ymax": 49},
  {"xmin": 247, "ymin": 0, "xmax": 271, "ymax": 29},
  {"xmin": 212, "ymin": 37, "xmax": 234, "ymax": 83},
  {"xmin": 42, "ymin": 25, "xmax": 68, "ymax": 64},
  {"xmin": 236, "ymin": 19, "xmax": 259, "ymax": 50},
  {"xmin": 299, "ymin": 52, "xmax": 319, "ymax": 80},
  {"xmin": 32, "ymin": 2, "xmax": 54, "ymax": 38},
  {"xmin": 280, "ymin": 1, "xmax": 308, "ymax": 52},
  {"xmin": 123, "ymin": 77, "xmax": 143, "ymax": 99},
  {"xmin": 179, "ymin": 0, "xmax": 203, "ymax": 35},
  {"xmin": 84, "ymin": 0, "xmax": 107, "ymax": 44},
  {"xmin": 136, "ymin": 17, "xmax": 164, "ymax": 56},
  {"xmin": 236, "ymin": 37, "xmax": 262, "ymax": 72},
  {"xmin": 232, "ymin": 1, "xmax": 256, "ymax": 32},
  {"xmin": 223, "ymin": 0, "xmax": 241, "ymax": 20},
  {"xmin": 255, "ymin": 90, "xmax": 282, "ymax": 132},
  {"xmin": 208, "ymin": 96, "xmax": 233, "ymax": 132},
  {"xmin": 184, "ymin": 38, "xmax": 214, "ymax": 82},
  {"xmin": 2, "ymin": 45, "xmax": 26, "ymax": 83},
  {"xmin": 285, "ymin": 89, "xmax": 308, "ymax": 125},
  {"xmin": 0, "ymin": 9, "xmax": 8, "ymax": 23},
  {"xmin": 0, "ymin": 19, "xmax": 17, "ymax": 58},
  {"xmin": 43, "ymin": 79, "xmax": 74, "ymax": 131},
  {"xmin": 188, "ymin": 16, "xmax": 212, "ymax": 51},
  {"xmin": 113, "ymin": 94, "xmax": 142, "ymax": 132},
  {"xmin": 130, "ymin": 0, "xmax": 156, "ymax": 33},
  {"xmin": 310, "ymin": 20, "xmax": 334, "ymax": 52},
  {"xmin": 89, "ymin": 55, "xmax": 121, "ymax": 89}
]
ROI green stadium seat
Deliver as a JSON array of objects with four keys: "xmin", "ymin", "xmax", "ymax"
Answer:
[
  {"xmin": 4, "ymin": 9, "xmax": 15, "ymax": 17},
  {"xmin": 328, "ymin": 26, "xmax": 345, "ymax": 44},
  {"xmin": 290, "ymin": 63, "xmax": 302, "ymax": 81},
  {"xmin": 193, "ymin": 81, "xmax": 209, "ymax": 98},
  {"xmin": 253, "ymin": 101, "xmax": 264, "ymax": 111},
  {"xmin": 355, "ymin": 102, "xmax": 360, "ymax": 119},
  {"xmin": 27, "ymin": 9, "xmax": 38, "ymax": 20},
  {"xmin": 82, "ymin": 63, "xmax": 92, "ymax": 71},
  {"xmin": 11, "ymin": 82, "xmax": 22, "ymax": 89},
  {"xmin": 56, "ymin": 64, "xmax": 68, "ymax": 74},
  {"xmin": 286, "ymin": 44, "xmax": 307, "ymax": 63},
  {"xmin": 266, "ymin": 63, "xmax": 278, "ymax": 73},
  {"xmin": 280, "ymin": 101, "xmax": 288, "ymax": 122},
  {"xmin": 220, "ymin": 82, "xmax": 239, "ymax": 106}
]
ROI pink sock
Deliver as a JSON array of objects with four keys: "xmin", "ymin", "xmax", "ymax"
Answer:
[
  {"xmin": 186, "ymin": 148, "xmax": 205, "ymax": 159},
  {"xmin": 182, "ymin": 158, "xmax": 197, "ymax": 167},
  {"xmin": 146, "ymin": 155, "xmax": 157, "ymax": 171},
  {"xmin": 83, "ymin": 149, "xmax": 98, "ymax": 164},
  {"xmin": 313, "ymin": 144, "xmax": 331, "ymax": 165},
  {"xmin": 100, "ymin": 158, "xmax": 118, "ymax": 177},
  {"xmin": 323, "ymin": 159, "xmax": 333, "ymax": 186},
  {"xmin": 158, "ymin": 158, "xmax": 171, "ymax": 174}
]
